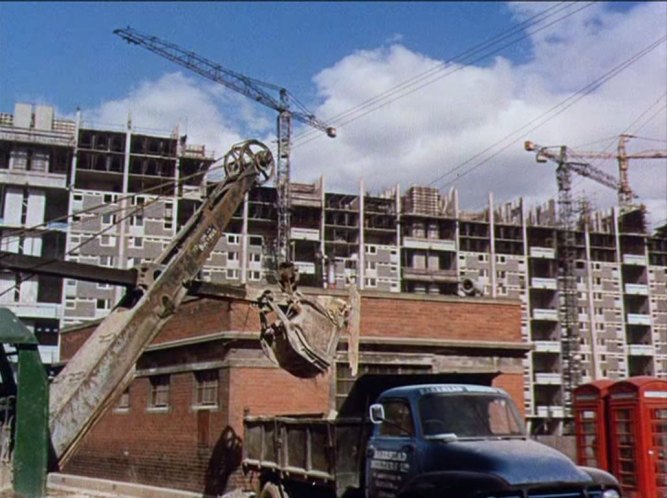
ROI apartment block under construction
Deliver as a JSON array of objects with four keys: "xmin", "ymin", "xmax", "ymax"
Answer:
[{"xmin": 1, "ymin": 102, "xmax": 665, "ymax": 434}]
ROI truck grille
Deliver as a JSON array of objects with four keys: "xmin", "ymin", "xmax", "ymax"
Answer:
[{"xmin": 490, "ymin": 490, "xmax": 603, "ymax": 498}]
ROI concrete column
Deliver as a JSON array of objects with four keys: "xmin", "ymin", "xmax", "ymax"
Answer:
[
  {"xmin": 489, "ymin": 192, "xmax": 497, "ymax": 298},
  {"xmin": 358, "ymin": 179, "xmax": 365, "ymax": 290},
  {"xmin": 240, "ymin": 192, "xmax": 249, "ymax": 284},
  {"xmin": 584, "ymin": 228, "xmax": 600, "ymax": 380},
  {"xmin": 395, "ymin": 184, "xmax": 401, "ymax": 292}
]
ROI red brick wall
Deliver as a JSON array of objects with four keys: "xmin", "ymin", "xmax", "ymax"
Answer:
[
  {"xmin": 492, "ymin": 373, "xmax": 526, "ymax": 417},
  {"xmin": 64, "ymin": 371, "xmax": 235, "ymax": 493},
  {"xmin": 360, "ymin": 295, "xmax": 520, "ymax": 342},
  {"xmin": 59, "ymin": 295, "xmax": 520, "ymax": 361},
  {"xmin": 61, "ymin": 292, "xmax": 524, "ymax": 494},
  {"xmin": 228, "ymin": 367, "xmax": 331, "ymax": 433}
]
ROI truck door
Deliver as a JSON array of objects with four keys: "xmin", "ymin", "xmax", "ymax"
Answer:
[{"xmin": 366, "ymin": 398, "xmax": 419, "ymax": 498}]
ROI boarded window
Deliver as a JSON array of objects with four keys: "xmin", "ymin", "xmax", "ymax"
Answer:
[
  {"xmin": 149, "ymin": 375, "xmax": 170, "ymax": 409},
  {"xmin": 195, "ymin": 370, "xmax": 218, "ymax": 407},
  {"xmin": 116, "ymin": 388, "xmax": 130, "ymax": 411}
]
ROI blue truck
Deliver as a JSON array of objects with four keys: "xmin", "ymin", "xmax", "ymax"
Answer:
[{"xmin": 243, "ymin": 383, "xmax": 622, "ymax": 498}]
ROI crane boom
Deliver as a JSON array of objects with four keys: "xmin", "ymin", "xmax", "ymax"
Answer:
[
  {"xmin": 49, "ymin": 140, "xmax": 273, "ymax": 464},
  {"xmin": 113, "ymin": 27, "xmax": 336, "ymax": 263}
]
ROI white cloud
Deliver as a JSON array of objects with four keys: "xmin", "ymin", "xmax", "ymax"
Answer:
[
  {"xmin": 83, "ymin": 2, "xmax": 667, "ymax": 229},
  {"xmin": 294, "ymin": 1, "xmax": 666, "ymax": 227},
  {"xmin": 81, "ymin": 72, "xmax": 266, "ymax": 160}
]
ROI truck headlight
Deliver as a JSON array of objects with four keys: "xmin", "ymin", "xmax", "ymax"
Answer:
[{"xmin": 602, "ymin": 489, "xmax": 621, "ymax": 498}]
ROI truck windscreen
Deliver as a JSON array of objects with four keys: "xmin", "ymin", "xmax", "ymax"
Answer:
[{"xmin": 419, "ymin": 393, "xmax": 525, "ymax": 438}]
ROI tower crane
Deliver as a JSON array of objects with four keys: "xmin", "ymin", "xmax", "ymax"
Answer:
[
  {"xmin": 524, "ymin": 135, "xmax": 666, "ymax": 419},
  {"xmin": 546, "ymin": 134, "xmax": 667, "ymax": 207},
  {"xmin": 113, "ymin": 26, "xmax": 337, "ymax": 264},
  {"xmin": 523, "ymin": 140, "xmax": 625, "ymax": 419}
]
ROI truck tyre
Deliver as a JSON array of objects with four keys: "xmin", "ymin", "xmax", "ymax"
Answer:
[{"xmin": 260, "ymin": 482, "xmax": 289, "ymax": 498}]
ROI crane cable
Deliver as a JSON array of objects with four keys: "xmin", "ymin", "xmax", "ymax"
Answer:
[
  {"xmin": 430, "ymin": 35, "xmax": 667, "ymax": 191},
  {"xmin": 0, "ymin": 160, "xmax": 231, "ymax": 299},
  {"xmin": 0, "ymin": 159, "xmax": 228, "ymax": 245},
  {"xmin": 472, "ymin": 91, "xmax": 667, "ymax": 216},
  {"xmin": 292, "ymin": 2, "xmax": 594, "ymax": 148}
]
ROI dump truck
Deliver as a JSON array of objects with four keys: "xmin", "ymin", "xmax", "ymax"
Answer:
[{"xmin": 243, "ymin": 384, "xmax": 622, "ymax": 498}]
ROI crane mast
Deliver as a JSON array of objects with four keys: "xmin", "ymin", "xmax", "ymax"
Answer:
[
  {"xmin": 113, "ymin": 27, "xmax": 336, "ymax": 264},
  {"xmin": 524, "ymin": 140, "xmax": 627, "ymax": 418}
]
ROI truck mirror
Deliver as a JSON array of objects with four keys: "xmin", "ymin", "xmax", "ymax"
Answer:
[{"xmin": 369, "ymin": 403, "xmax": 385, "ymax": 424}]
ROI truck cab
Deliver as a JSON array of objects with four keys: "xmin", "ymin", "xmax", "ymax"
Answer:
[{"xmin": 366, "ymin": 384, "xmax": 622, "ymax": 498}]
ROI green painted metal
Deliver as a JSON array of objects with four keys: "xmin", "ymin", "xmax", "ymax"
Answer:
[
  {"xmin": 0, "ymin": 308, "xmax": 48, "ymax": 497},
  {"xmin": 14, "ymin": 345, "xmax": 49, "ymax": 497},
  {"xmin": 0, "ymin": 308, "xmax": 38, "ymax": 344}
]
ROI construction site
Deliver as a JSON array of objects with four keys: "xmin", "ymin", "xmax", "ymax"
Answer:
[{"xmin": 0, "ymin": 18, "xmax": 665, "ymax": 498}]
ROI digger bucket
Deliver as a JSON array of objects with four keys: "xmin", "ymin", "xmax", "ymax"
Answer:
[{"xmin": 258, "ymin": 290, "xmax": 348, "ymax": 378}]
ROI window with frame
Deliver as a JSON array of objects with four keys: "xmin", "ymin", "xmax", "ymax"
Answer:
[
  {"xmin": 100, "ymin": 235, "xmax": 116, "ymax": 247},
  {"xmin": 379, "ymin": 399, "xmax": 414, "ymax": 437},
  {"xmin": 101, "ymin": 213, "xmax": 116, "ymax": 226},
  {"xmin": 115, "ymin": 388, "xmax": 130, "ymax": 411},
  {"xmin": 149, "ymin": 375, "xmax": 170, "ymax": 409},
  {"xmin": 96, "ymin": 299, "xmax": 110, "ymax": 310},
  {"xmin": 194, "ymin": 370, "xmax": 219, "ymax": 407}
]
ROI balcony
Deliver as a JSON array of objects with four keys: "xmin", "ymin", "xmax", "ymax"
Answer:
[
  {"xmin": 46, "ymin": 221, "xmax": 70, "ymax": 232},
  {"xmin": 533, "ymin": 341, "xmax": 561, "ymax": 353},
  {"xmin": 531, "ymin": 277, "xmax": 558, "ymax": 290},
  {"xmin": 291, "ymin": 227, "xmax": 320, "ymax": 242},
  {"xmin": 624, "ymin": 283, "xmax": 649, "ymax": 295},
  {"xmin": 0, "ymin": 168, "xmax": 68, "ymax": 189},
  {"xmin": 7, "ymin": 302, "xmax": 61, "ymax": 320},
  {"xmin": 402, "ymin": 267, "xmax": 458, "ymax": 283},
  {"xmin": 623, "ymin": 254, "xmax": 647, "ymax": 266},
  {"xmin": 534, "ymin": 373, "xmax": 562, "ymax": 385},
  {"xmin": 532, "ymin": 308, "xmax": 559, "ymax": 321},
  {"xmin": 530, "ymin": 247, "xmax": 555, "ymax": 259},
  {"xmin": 627, "ymin": 313, "xmax": 651, "ymax": 326},
  {"xmin": 627, "ymin": 344, "xmax": 654, "ymax": 356},
  {"xmin": 403, "ymin": 237, "xmax": 455, "ymax": 252},
  {"xmin": 39, "ymin": 345, "xmax": 60, "ymax": 365},
  {"xmin": 535, "ymin": 405, "xmax": 565, "ymax": 418},
  {"xmin": 293, "ymin": 261, "xmax": 316, "ymax": 275}
]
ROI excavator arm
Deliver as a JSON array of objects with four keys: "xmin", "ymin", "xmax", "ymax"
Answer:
[{"xmin": 49, "ymin": 140, "xmax": 273, "ymax": 464}]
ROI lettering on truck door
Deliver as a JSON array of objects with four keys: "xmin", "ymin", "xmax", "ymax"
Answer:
[{"xmin": 366, "ymin": 398, "xmax": 419, "ymax": 498}]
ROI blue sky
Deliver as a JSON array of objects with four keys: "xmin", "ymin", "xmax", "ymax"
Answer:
[
  {"xmin": 1, "ymin": 2, "xmax": 529, "ymax": 111},
  {"xmin": 1, "ymin": 2, "xmax": 665, "ymax": 226}
]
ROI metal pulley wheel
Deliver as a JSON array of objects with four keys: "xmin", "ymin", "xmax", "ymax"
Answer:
[{"xmin": 223, "ymin": 139, "xmax": 274, "ymax": 184}]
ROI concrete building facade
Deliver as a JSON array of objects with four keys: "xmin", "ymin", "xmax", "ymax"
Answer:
[{"xmin": 1, "ymin": 102, "xmax": 666, "ymax": 435}]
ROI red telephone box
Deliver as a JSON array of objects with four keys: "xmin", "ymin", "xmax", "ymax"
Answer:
[
  {"xmin": 574, "ymin": 379, "xmax": 614, "ymax": 471},
  {"xmin": 608, "ymin": 376, "xmax": 667, "ymax": 498}
]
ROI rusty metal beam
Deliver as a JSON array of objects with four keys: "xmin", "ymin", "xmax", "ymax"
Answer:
[
  {"xmin": 0, "ymin": 251, "xmax": 137, "ymax": 286},
  {"xmin": 0, "ymin": 251, "xmax": 250, "ymax": 301}
]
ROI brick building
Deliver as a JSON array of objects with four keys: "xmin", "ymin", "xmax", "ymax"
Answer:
[{"xmin": 58, "ymin": 289, "xmax": 526, "ymax": 494}]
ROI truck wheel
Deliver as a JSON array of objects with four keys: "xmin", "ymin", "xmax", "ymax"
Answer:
[{"xmin": 260, "ymin": 482, "xmax": 289, "ymax": 498}]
